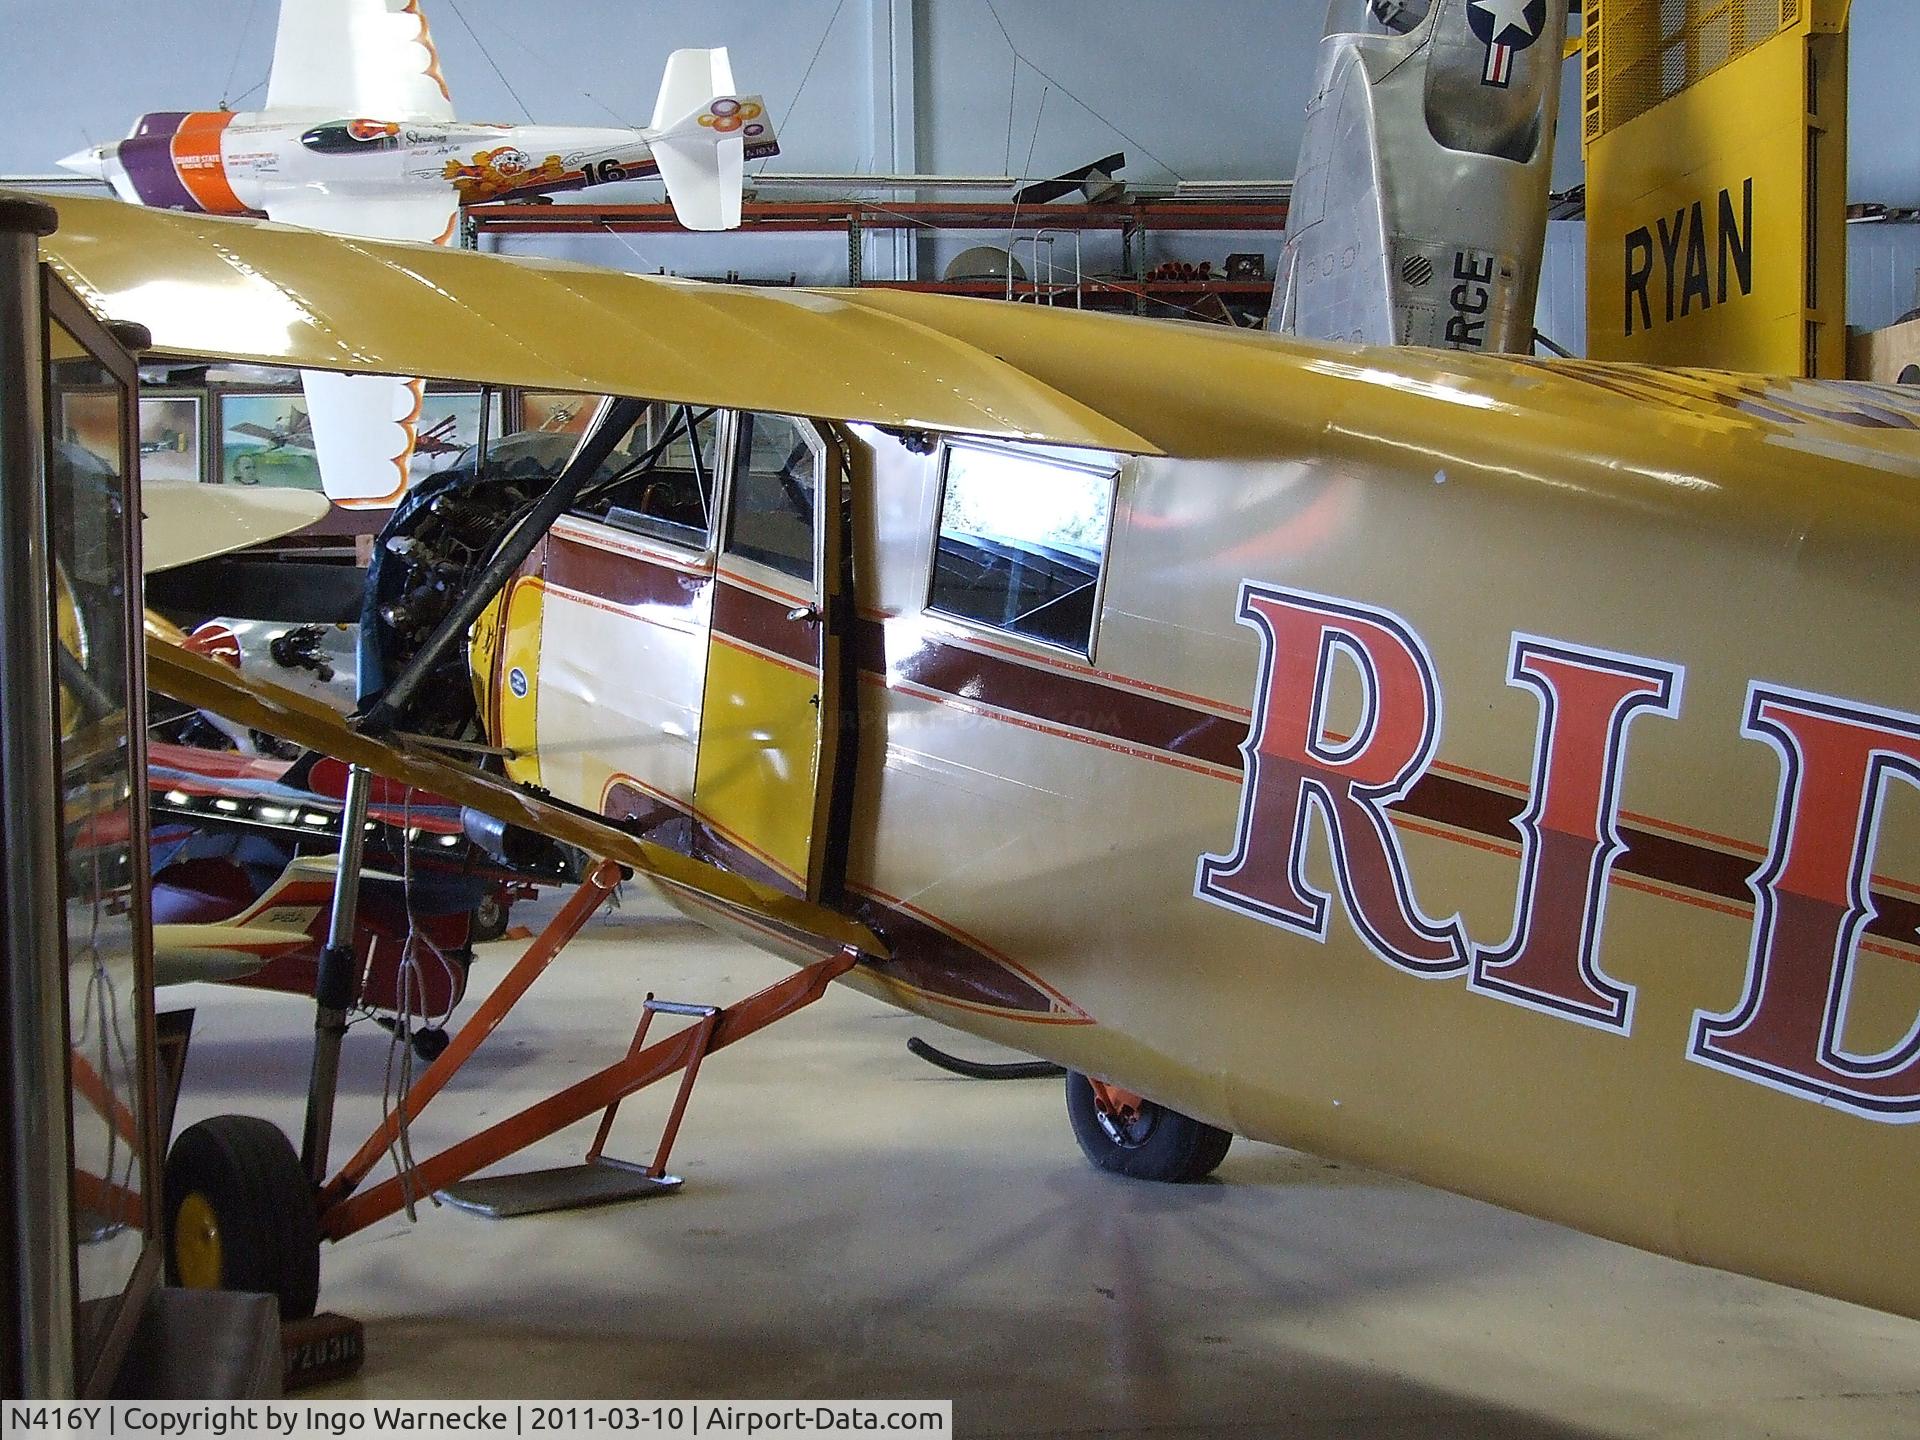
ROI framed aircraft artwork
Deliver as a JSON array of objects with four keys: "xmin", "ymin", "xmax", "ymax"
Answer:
[
  {"xmin": 136, "ymin": 393, "xmax": 204, "ymax": 484},
  {"xmin": 519, "ymin": 389, "xmax": 595, "ymax": 436},
  {"xmin": 219, "ymin": 391, "xmax": 320, "ymax": 491},
  {"xmin": 408, "ymin": 390, "xmax": 505, "ymax": 480}
]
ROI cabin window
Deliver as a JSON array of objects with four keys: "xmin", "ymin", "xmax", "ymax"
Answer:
[
  {"xmin": 570, "ymin": 401, "xmax": 720, "ymax": 548},
  {"xmin": 724, "ymin": 413, "xmax": 818, "ymax": 581},
  {"xmin": 927, "ymin": 442, "xmax": 1116, "ymax": 656}
]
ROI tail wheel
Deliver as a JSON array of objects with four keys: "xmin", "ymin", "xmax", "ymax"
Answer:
[
  {"xmin": 164, "ymin": 1115, "xmax": 321, "ymax": 1320},
  {"xmin": 1065, "ymin": 1071, "xmax": 1232, "ymax": 1183}
]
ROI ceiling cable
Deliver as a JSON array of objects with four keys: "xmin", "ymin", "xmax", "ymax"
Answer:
[
  {"xmin": 981, "ymin": 0, "xmax": 1187, "ymax": 181},
  {"xmin": 756, "ymin": 0, "xmax": 851, "ymax": 176},
  {"xmin": 443, "ymin": 0, "xmax": 536, "ymax": 123},
  {"xmin": 219, "ymin": 0, "xmax": 260, "ymax": 110}
]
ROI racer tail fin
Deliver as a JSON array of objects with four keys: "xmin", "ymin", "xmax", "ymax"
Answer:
[
  {"xmin": 647, "ymin": 48, "xmax": 774, "ymax": 231},
  {"xmin": 151, "ymin": 858, "xmax": 337, "ymax": 986}
]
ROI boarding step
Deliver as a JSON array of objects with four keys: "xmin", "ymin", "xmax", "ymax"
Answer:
[
  {"xmin": 439, "ymin": 1157, "xmax": 682, "ymax": 1217},
  {"xmin": 434, "ymin": 996, "xmax": 718, "ymax": 1220}
]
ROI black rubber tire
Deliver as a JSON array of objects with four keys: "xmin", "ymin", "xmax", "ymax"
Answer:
[
  {"xmin": 1065, "ymin": 1071, "xmax": 1233, "ymax": 1183},
  {"xmin": 164, "ymin": 1115, "xmax": 321, "ymax": 1320},
  {"xmin": 469, "ymin": 892, "xmax": 509, "ymax": 943},
  {"xmin": 411, "ymin": 1026, "xmax": 451, "ymax": 1063}
]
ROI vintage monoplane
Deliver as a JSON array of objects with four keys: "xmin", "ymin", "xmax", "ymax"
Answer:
[{"xmin": 37, "ymin": 191, "xmax": 1920, "ymax": 1329}]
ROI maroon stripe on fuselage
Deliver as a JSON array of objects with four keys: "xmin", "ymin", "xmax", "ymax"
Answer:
[
  {"xmin": 546, "ymin": 527, "xmax": 710, "ymax": 615},
  {"xmin": 560, "ymin": 543, "xmax": 1920, "ymax": 952},
  {"xmin": 713, "ymin": 579, "xmax": 819, "ymax": 668},
  {"xmin": 847, "ymin": 891, "xmax": 1083, "ymax": 1017},
  {"xmin": 602, "ymin": 780, "xmax": 695, "ymax": 853},
  {"xmin": 691, "ymin": 818, "xmax": 803, "ymax": 897},
  {"xmin": 856, "ymin": 613, "xmax": 1246, "ymax": 770},
  {"xmin": 674, "ymin": 876, "xmax": 1081, "ymax": 1019}
]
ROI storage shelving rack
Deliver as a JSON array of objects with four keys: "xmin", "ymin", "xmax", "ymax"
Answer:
[{"xmin": 461, "ymin": 198, "xmax": 1288, "ymax": 323}]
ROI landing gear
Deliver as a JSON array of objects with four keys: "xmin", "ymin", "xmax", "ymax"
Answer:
[
  {"xmin": 469, "ymin": 890, "xmax": 508, "ymax": 943},
  {"xmin": 1065, "ymin": 1071, "xmax": 1232, "ymax": 1183},
  {"xmin": 164, "ymin": 1114, "xmax": 321, "ymax": 1319}
]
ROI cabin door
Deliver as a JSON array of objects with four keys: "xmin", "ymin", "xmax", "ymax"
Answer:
[{"xmin": 691, "ymin": 413, "xmax": 846, "ymax": 902}]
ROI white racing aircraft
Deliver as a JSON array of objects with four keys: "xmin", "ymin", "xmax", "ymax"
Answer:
[{"xmin": 61, "ymin": 0, "xmax": 772, "ymax": 508}]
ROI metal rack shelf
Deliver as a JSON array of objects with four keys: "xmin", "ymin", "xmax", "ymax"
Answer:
[{"xmin": 462, "ymin": 199, "xmax": 1286, "ymax": 322}]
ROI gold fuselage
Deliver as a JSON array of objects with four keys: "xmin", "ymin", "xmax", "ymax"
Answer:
[
  {"xmin": 39, "ymin": 192, "xmax": 1920, "ymax": 1322},
  {"xmin": 482, "ymin": 360, "xmax": 1920, "ymax": 1325}
]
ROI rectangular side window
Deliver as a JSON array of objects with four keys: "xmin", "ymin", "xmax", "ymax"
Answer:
[
  {"xmin": 927, "ymin": 442, "xmax": 1116, "ymax": 656},
  {"xmin": 724, "ymin": 413, "xmax": 817, "ymax": 581},
  {"xmin": 571, "ymin": 400, "xmax": 720, "ymax": 549}
]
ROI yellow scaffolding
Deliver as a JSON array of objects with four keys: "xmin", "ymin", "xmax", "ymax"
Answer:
[{"xmin": 1582, "ymin": 0, "xmax": 1850, "ymax": 374}]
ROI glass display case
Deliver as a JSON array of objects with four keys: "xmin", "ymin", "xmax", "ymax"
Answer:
[
  {"xmin": 46, "ymin": 278, "xmax": 162, "ymax": 1391},
  {"xmin": 1, "ymin": 198, "xmax": 161, "ymax": 1398}
]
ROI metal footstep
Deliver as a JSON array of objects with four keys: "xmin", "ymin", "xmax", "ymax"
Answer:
[
  {"xmin": 437, "ymin": 998, "xmax": 719, "ymax": 1220},
  {"xmin": 439, "ymin": 1158, "xmax": 681, "ymax": 1217}
]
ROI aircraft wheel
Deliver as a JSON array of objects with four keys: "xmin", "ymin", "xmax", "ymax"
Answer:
[
  {"xmin": 164, "ymin": 1115, "xmax": 320, "ymax": 1320},
  {"xmin": 1065, "ymin": 1071, "xmax": 1232, "ymax": 1183},
  {"xmin": 469, "ymin": 891, "xmax": 509, "ymax": 943}
]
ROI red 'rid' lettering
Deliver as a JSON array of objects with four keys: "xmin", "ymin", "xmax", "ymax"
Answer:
[
  {"xmin": 1196, "ymin": 584, "xmax": 1466, "ymax": 976},
  {"xmin": 1471, "ymin": 637, "xmax": 1683, "ymax": 1031},
  {"xmin": 1692, "ymin": 685, "xmax": 1920, "ymax": 1118}
]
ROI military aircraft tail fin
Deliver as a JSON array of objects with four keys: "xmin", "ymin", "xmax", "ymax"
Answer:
[{"xmin": 647, "ymin": 49, "xmax": 772, "ymax": 231}]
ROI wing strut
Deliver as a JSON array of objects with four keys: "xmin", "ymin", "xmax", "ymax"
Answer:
[
  {"xmin": 356, "ymin": 393, "xmax": 645, "ymax": 736},
  {"xmin": 299, "ymin": 762, "xmax": 373, "ymax": 1185}
]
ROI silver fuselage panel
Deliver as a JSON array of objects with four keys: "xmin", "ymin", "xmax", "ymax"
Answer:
[{"xmin": 1270, "ymin": 0, "xmax": 1566, "ymax": 353}]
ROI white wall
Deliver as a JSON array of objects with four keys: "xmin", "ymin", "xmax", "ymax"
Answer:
[{"xmin": 1850, "ymin": 226, "xmax": 1920, "ymax": 332}]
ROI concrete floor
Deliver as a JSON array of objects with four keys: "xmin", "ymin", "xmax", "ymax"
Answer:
[{"xmin": 168, "ymin": 885, "xmax": 1920, "ymax": 1437}]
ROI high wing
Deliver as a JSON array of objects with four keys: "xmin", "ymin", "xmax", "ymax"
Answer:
[
  {"xmin": 41, "ymin": 197, "xmax": 1157, "ymax": 454},
  {"xmin": 48, "ymin": 195, "xmax": 1920, "ymax": 468},
  {"xmin": 144, "ymin": 628, "xmax": 884, "ymax": 957},
  {"xmin": 265, "ymin": 0, "xmax": 455, "ymax": 122}
]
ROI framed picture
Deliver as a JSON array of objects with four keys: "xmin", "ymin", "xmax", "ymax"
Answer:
[
  {"xmin": 219, "ymin": 391, "xmax": 321, "ymax": 491},
  {"xmin": 519, "ymin": 389, "xmax": 596, "ymax": 437},
  {"xmin": 136, "ymin": 394, "xmax": 203, "ymax": 484},
  {"xmin": 411, "ymin": 388, "xmax": 505, "ymax": 479},
  {"xmin": 55, "ymin": 386, "xmax": 123, "ymax": 472}
]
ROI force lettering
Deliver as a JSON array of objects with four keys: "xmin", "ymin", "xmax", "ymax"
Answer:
[
  {"xmin": 1445, "ymin": 251, "xmax": 1497, "ymax": 348},
  {"xmin": 1197, "ymin": 584, "xmax": 1920, "ymax": 1121}
]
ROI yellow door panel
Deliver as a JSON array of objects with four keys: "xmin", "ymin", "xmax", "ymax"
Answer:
[
  {"xmin": 692, "ymin": 414, "xmax": 847, "ymax": 901},
  {"xmin": 692, "ymin": 631, "xmax": 821, "ymax": 891}
]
